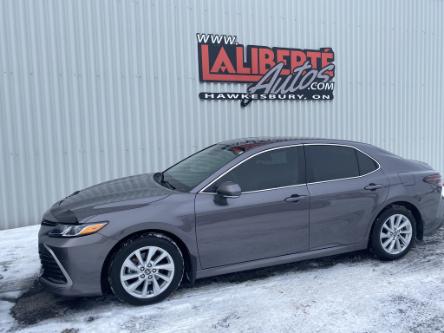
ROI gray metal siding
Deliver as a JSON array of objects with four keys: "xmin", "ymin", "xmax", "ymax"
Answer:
[{"xmin": 0, "ymin": 0, "xmax": 443, "ymax": 229}]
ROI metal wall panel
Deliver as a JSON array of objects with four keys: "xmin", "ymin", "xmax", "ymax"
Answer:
[{"xmin": 0, "ymin": 0, "xmax": 443, "ymax": 229}]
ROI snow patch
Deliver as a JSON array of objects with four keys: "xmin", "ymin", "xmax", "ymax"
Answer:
[{"xmin": 0, "ymin": 225, "xmax": 443, "ymax": 333}]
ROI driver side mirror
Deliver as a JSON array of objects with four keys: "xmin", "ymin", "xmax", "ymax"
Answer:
[{"xmin": 216, "ymin": 181, "xmax": 241, "ymax": 198}]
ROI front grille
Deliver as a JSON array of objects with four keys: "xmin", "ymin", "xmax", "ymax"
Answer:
[{"xmin": 39, "ymin": 244, "xmax": 68, "ymax": 284}]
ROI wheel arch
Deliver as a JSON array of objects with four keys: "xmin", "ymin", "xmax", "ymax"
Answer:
[
  {"xmin": 368, "ymin": 200, "xmax": 424, "ymax": 247},
  {"xmin": 100, "ymin": 228, "xmax": 197, "ymax": 294}
]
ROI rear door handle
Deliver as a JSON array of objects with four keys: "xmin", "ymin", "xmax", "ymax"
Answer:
[
  {"xmin": 364, "ymin": 183, "xmax": 384, "ymax": 191},
  {"xmin": 285, "ymin": 193, "xmax": 307, "ymax": 202}
]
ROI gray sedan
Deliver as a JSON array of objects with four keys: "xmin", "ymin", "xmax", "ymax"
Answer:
[{"xmin": 38, "ymin": 138, "xmax": 443, "ymax": 305}]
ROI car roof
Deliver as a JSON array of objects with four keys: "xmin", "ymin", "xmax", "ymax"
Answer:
[{"xmin": 217, "ymin": 137, "xmax": 372, "ymax": 151}]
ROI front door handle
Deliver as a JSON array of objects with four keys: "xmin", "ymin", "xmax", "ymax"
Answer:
[
  {"xmin": 285, "ymin": 193, "xmax": 307, "ymax": 202},
  {"xmin": 364, "ymin": 183, "xmax": 384, "ymax": 191}
]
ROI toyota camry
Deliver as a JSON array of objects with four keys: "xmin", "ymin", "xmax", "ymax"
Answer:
[{"xmin": 38, "ymin": 138, "xmax": 444, "ymax": 305}]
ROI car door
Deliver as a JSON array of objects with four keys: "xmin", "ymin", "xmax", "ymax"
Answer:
[
  {"xmin": 195, "ymin": 145, "xmax": 310, "ymax": 269},
  {"xmin": 305, "ymin": 144, "xmax": 389, "ymax": 250}
]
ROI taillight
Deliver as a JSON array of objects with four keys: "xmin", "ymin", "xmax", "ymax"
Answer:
[{"xmin": 423, "ymin": 173, "xmax": 442, "ymax": 185}]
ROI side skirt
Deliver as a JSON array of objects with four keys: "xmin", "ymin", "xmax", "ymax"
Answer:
[{"xmin": 195, "ymin": 243, "xmax": 366, "ymax": 280}]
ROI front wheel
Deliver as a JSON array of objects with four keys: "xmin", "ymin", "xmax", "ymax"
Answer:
[
  {"xmin": 370, "ymin": 205, "xmax": 416, "ymax": 260},
  {"xmin": 108, "ymin": 234, "xmax": 184, "ymax": 305}
]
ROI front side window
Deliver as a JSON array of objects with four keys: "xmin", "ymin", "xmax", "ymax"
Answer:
[
  {"xmin": 208, "ymin": 146, "xmax": 305, "ymax": 192},
  {"xmin": 306, "ymin": 145, "xmax": 359, "ymax": 183}
]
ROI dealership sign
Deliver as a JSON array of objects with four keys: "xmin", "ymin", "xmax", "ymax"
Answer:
[{"xmin": 197, "ymin": 33, "xmax": 335, "ymax": 107}]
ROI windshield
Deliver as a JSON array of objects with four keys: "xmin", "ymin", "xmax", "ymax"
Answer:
[{"xmin": 160, "ymin": 144, "xmax": 245, "ymax": 191}]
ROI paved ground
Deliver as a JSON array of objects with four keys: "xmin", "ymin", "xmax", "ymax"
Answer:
[{"xmin": 0, "ymin": 225, "xmax": 443, "ymax": 333}]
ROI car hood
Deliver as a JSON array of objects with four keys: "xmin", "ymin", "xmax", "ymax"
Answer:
[{"xmin": 44, "ymin": 173, "xmax": 172, "ymax": 223}]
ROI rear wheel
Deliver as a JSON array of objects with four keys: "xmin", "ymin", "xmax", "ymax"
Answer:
[
  {"xmin": 108, "ymin": 234, "xmax": 184, "ymax": 305},
  {"xmin": 370, "ymin": 206, "xmax": 416, "ymax": 260}
]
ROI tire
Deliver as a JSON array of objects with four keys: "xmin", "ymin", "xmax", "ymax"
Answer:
[
  {"xmin": 108, "ymin": 234, "xmax": 184, "ymax": 305},
  {"xmin": 370, "ymin": 205, "xmax": 416, "ymax": 260}
]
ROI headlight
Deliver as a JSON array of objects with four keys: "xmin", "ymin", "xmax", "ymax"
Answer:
[{"xmin": 48, "ymin": 222, "xmax": 107, "ymax": 237}]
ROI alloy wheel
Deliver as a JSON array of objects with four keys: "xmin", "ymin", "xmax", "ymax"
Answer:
[
  {"xmin": 379, "ymin": 214, "xmax": 413, "ymax": 255},
  {"xmin": 120, "ymin": 246, "xmax": 175, "ymax": 298}
]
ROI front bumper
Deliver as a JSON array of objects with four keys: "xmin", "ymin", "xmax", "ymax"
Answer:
[{"xmin": 38, "ymin": 224, "xmax": 115, "ymax": 297}]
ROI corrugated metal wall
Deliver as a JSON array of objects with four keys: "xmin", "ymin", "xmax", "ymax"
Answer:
[{"xmin": 0, "ymin": 0, "xmax": 443, "ymax": 229}]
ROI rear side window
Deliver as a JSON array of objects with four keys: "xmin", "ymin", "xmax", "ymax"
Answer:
[
  {"xmin": 356, "ymin": 150, "xmax": 378, "ymax": 175},
  {"xmin": 306, "ymin": 145, "xmax": 359, "ymax": 183},
  {"xmin": 209, "ymin": 146, "xmax": 305, "ymax": 192}
]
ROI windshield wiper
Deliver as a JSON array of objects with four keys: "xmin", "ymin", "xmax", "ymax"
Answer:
[{"xmin": 159, "ymin": 172, "xmax": 176, "ymax": 190}]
